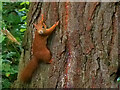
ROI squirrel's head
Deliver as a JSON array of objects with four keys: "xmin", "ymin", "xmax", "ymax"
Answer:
[
  {"xmin": 33, "ymin": 14, "xmax": 46, "ymax": 35},
  {"xmin": 33, "ymin": 14, "xmax": 59, "ymax": 36}
]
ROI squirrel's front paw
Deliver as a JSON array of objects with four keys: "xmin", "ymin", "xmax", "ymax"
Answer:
[{"xmin": 56, "ymin": 21, "xmax": 59, "ymax": 26}]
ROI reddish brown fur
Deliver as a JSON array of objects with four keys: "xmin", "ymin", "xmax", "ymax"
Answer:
[
  {"xmin": 20, "ymin": 14, "xmax": 59, "ymax": 83},
  {"xmin": 20, "ymin": 56, "xmax": 38, "ymax": 82}
]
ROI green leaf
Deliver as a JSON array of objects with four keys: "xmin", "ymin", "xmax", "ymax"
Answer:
[
  {"xmin": 7, "ymin": 13, "xmax": 21, "ymax": 24},
  {"xmin": 20, "ymin": 2, "xmax": 29, "ymax": 6},
  {"xmin": 0, "ymin": 34, "xmax": 5, "ymax": 43},
  {"xmin": 117, "ymin": 77, "xmax": 120, "ymax": 82},
  {"xmin": 5, "ymin": 72, "xmax": 10, "ymax": 77},
  {"xmin": 2, "ymin": 79, "xmax": 11, "ymax": 88},
  {"xmin": 25, "ymin": 22, "xmax": 27, "ymax": 25},
  {"xmin": 20, "ymin": 28, "xmax": 26, "ymax": 32},
  {"xmin": 19, "ymin": 8, "xmax": 26, "ymax": 12},
  {"xmin": 6, "ymin": 52, "xmax": 16, "ymax": 58},
  {"xmin": 20, "ymin": 2, "xmax": 25, "ymax": 6},
  {"xmin": 21, "ymin": 24, "xmax": 26, "ymax": 28},
  {"xmin": 22, "ymin": 16, "xmax": 27, "ymax": 20},
  {"xmin": 26, "ymin": 1, "xmax": 29, "ymax": 5},
  {"xmin": 2, "ymin": 63, "xmax": 11, "ymax": 72},
  {"xmin": 2, "ymin": 59, "xmax": 12, "ymax": 64},
  {"xmin": 10, "ymin": 67, "xmax": 18, "ymax": 74}
]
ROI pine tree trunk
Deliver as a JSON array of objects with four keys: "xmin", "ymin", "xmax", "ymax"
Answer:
[{"xmin": 13, "ymin": 2, "xmax": 120, "ymax": 88}]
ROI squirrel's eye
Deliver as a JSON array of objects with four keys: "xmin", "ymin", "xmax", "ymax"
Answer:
[{"xmin": 39, "ymin": 30, "xmax": 43, "ymax": 34}]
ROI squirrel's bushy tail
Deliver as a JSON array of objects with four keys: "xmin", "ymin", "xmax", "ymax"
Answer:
[{"xmin": 20, "ymin": 57, "xmax": 38, "ymax": 82}]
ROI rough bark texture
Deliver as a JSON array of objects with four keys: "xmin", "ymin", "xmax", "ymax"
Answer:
[{"xmin": 13, "ymin": 2, "xmax": 119, "ymax": 88}]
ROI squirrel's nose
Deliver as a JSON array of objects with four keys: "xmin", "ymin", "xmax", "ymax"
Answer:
[{"xmin": 38, "ymin": 30, "xmax": 44, "ymax": 34}]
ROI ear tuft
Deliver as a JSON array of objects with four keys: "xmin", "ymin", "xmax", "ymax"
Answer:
[{"xmin": 33, "ymin": 23, "xmax": 37, "ymax": 27}]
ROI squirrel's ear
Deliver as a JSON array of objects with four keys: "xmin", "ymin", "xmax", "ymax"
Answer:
[
  {"xmin": 41, "ymin": 14, "xmax": 44, "ymax": 21},
  {"xmin": 33, "ymin": 23, "xmax": 37, "ymax": 29},
  {"xmin": 33, "ymin": 23, "xmax": 39, "ymax": 31},
  {"xmin": 43, "ymin": 23, "xmax": 46, "ymax": 29},
  {"xmin": 33, "ymin": 23, "xmax": 36, "ymax": 27}
]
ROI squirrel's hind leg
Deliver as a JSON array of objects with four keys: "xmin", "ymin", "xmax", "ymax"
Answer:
[{"xmin": 47, "ymin": 59, "xmax": 53, "ymax": 64}]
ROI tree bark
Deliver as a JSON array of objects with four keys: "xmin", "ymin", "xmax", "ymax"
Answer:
[{"xmin": 13, "ymin": 2, "xmax": 120, "ymax": 88}]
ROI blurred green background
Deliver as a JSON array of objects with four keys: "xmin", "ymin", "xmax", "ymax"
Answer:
[{"xmin": 1, "ymin": 2, "xmax": 29, "ymax": 88}]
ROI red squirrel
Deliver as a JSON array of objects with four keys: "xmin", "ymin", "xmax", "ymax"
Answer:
[{"xmin": 20, "ymin": 14, "xmax": 59, "ymax": 82}]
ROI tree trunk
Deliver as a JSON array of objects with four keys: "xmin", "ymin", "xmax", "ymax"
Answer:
[{"xmin": 13, "ymin": 2, "xmax": 120, "ymax": 88}]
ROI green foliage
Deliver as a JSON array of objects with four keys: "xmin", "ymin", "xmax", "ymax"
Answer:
[
  {"xmin": 117, "ymin": 77, "xmax": 120, "ymax": 82},
  {"xmin": 0, "ymin": 34, "xmax": 5, "ymax": 43},
  {"xmin": 2, "ymin": 2, "xmax": 29, "ymax": 88}
]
